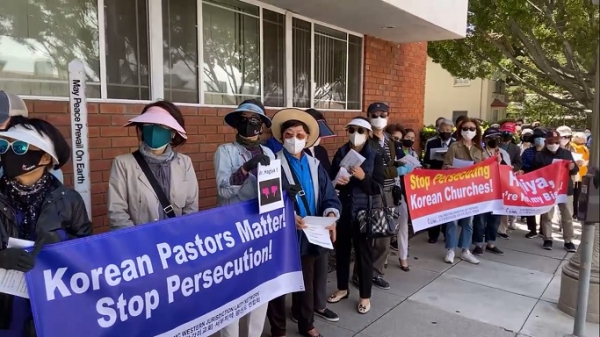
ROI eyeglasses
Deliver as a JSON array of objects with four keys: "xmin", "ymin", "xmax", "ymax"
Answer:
[
  {"xmin": 0, "ymin": 139, "xmax": 30, "ymax": 155},
  {"xmin": 370, "ymin": 113, "xmax": 388, "ymax": 118},
  {"xmin": 347, "ymin": 127, "xmax": 367, "ymax": 134},
  {"xmin": 461, "ymin": 127, "xmax": 477, "ymax": 132}
]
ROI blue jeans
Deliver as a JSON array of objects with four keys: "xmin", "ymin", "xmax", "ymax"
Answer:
[
  {"xmin": 473, "ymin": 213, "xmax": 501, "ymax": 245},
  {"xmin": 445, "ymin": 216, "xmax": 474, "ymax": 250}
]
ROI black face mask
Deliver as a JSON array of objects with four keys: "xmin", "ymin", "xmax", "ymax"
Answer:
[
  {"xmin": 486, "ymin": 139, "xmax": 498, "ymax": 148},
  {"xmin": 236, "ymin": 118, "xmax": 262, "ymax": 138},
  {"xmin": 521, "ymin": 135, "xmax": 532, "ymax": 143},
  {"xmin": 439, "ymin": 132, "xmax": 452, "ymax": 141},
  {"xmin": 502, "ymin": 134, "xmax": 513, "ymax": 142},
  {"xmin": 402, "ymin": 139, "xmax": 414, "ymax": 148},
  {"xmin": 0, "ymin": 150, "xmax": 45, "ymax": 178}
]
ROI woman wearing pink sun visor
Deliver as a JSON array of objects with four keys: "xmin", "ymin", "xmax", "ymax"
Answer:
[{"xmin": 107, "ymin": 101, "xmax": 199, "ymax": 230}]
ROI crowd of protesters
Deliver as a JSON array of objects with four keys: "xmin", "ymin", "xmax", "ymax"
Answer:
[{"xmin": 0, "ymin": 88, "xmax": 591, "ymax": 337}]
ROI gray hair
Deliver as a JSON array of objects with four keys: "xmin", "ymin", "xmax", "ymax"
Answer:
[{"xmin": 438, "ymin": 118, "xmax": 453, "ymax": 128}]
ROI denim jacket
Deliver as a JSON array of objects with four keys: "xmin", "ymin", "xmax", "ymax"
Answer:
[{"xmin": 214, "ymin": 142, "xmax": 275, "ymax": 206}]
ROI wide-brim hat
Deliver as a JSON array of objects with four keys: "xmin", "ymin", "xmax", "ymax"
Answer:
[
  {"xmin": 224, "ymin": 102, "xmax": 272, "ymax": 128},
  {"xmin": 124, "ymin": 106, "xmax": 187, "ymax": 139},
  {"xmin": 271, "ymin": 108, "xmax": 319, "ymax": 148},
  {"xmin": 0, "ymin": 124, "xmax": 59, "ymax": 164}
]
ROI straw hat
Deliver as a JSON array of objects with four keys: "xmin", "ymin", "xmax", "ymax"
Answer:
[{"xmin": 270, "ymin": 108, "xmax": 319, "ymax": 148}]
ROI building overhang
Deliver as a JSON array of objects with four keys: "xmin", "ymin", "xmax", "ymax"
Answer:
[{"xmin": 260, "ymin": 0, "xmax": 469, "ymax": 43}]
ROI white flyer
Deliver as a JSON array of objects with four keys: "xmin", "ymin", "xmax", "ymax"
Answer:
[
  {"xmin": 399, "ymin": 155, "xmax": 422, "ymax": 168},
  {"xmin": 452, "ymin": 158, "xmax": 474, "ymax": 168},
  {"xmin": 430, "ymin": 147, "xmax": 448, "ymax": 161},
  {"xmin": 0, "ymin": 238, "xmax": 34, "ymax": 299},
  {"xmin": 302, "ymin": 216, "xmax": 337, "ymax": 250},
  {"xmin": 333, "ymin": 167, "xmax": 352, "ymax": 185},
  {"xmin": 340, "ymin": 149, "xmax": 365, "ymax": 169},
  {"xmin": 257, "ymin": 159, "xmax": 284, "ymax": 214}
]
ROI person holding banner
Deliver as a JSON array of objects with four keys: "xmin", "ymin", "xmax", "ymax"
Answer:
[
  {"xmin": 108, "ymin": 101, "xmax": 198, "ymax": 229},
  {"xmin": 267, "ymin": 108, "xmax": 341, "ymax": 337},
  {"xmin": 0, "ymin": 118, "xmax": 92, "ymax": 336},
  {"xmin": 442, "ymin": 117, "xmax": 488, "ymax": 264},
  {"xmin": 328, "ymin": 117, "xmax": 384, "ymax": 314},
  {"xmin": 0, "ymin": 90, "xmax": 64, "ymax": 183},
  {"xmin": 519, "ymin": 127, "xmax": 548, "ymax": 239},
  {"xmin": 214, "ymin": 100, "xmax": 274, "ymax": 337},
  {"xmin": 533, "ymin": 130, "xmax": 579, "ymax": 252}
]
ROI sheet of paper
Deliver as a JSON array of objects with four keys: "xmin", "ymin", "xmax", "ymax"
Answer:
[
  {"xmin": 430, "ymin": 147, "xmax": 448, "ymax": 161},
  {"xmin": 257, "ymin": 159, "xmax": 284, "ymax": 214},
  {"xmin": 0, "ymin": 238, "xmax": 34, "ymax": 299},
  {"xmin": 452, "ymin": 158, "xmax": 474, "ymax": 168},
  {"xmin": 302, "ymin": 216, "xmax": 336, "ymax": 250},
  {"xmin": 340, "ymin": 149, "xmax": 365, "ymax": 169},
  {"xmin": 333, "ymin": 167, "xmax": 351, "ymax": 185},
  {"xmin": 399, "ymin": 155, "xmax": 422, "ymax": 168},
  {"xmin": 572, "ymin": 152, "xmax": 583, "ymax": 162}
]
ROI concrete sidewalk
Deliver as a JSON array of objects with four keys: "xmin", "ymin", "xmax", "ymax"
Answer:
[{"xmin": 263, "ymin": 221, "xmax": 600, "ymax": 337}]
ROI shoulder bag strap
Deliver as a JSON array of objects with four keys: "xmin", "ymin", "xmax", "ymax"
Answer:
[
  {"xmin": 285, "ymin": 157, "xmax": 312, "ymax": 216},
  {"xmin": 132, "ymin": 150, "xmax": 176, "ymax": 218}
]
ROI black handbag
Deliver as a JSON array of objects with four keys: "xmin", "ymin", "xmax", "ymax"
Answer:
[{"xmin": 357, "ymin": 185, "xmax": 398, "ymax": 238}]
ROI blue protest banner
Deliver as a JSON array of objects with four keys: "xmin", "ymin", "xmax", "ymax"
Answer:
[{"xmin": 25, "ymin": 196, "xmax": 303, "ymax": 337}]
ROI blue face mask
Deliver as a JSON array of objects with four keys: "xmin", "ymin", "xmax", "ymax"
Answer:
[
  {"xmin": 534, "ymin": 137, "xmax": 545, "ymax": 147},
  {"xmin": 142, "ymin": 124, "xmax": 172, "ymax": 150}
]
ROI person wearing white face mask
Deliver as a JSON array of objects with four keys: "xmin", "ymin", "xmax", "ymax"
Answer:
[
  {"xmin": 328, "ymin": 117, "xmax": 385, "ymax": 315},
  {"xmin": 531, "ymin": 130, "xmax": 579, "ymax": 252},
  {"xmin": 267, "ymin": 109, "xmax": 341, "ymax": 337},
  {"xmin": 442, "ymin": 117, "xmax": 488, "ymax": 265}
]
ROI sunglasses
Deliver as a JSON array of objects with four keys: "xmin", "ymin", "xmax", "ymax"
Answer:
[
  {"xmin": 243, "ymin": 116, "xmax": 262, "ymax": 125},
  {"xmin": 370, "ymin": 113, "xmax": 388, "ymax": 118},
  {"xmin": 461, "ymin": 127, "xmax": 477, "ymax": 132},
  {"xmin": 392, "ymin": 137, "xmax": 401, "ymax": 142},
  {"xmin": 347, "ymin": 127, "xmax": 367, "ymax": 134},
  {"xmin": 0, "ymin": 139, "xmax": 30, "ymax": 155}
]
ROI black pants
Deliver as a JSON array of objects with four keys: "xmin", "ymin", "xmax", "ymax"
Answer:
[
  {"xmin": 526, "ymin": 216, "xmax": 543, "ymax": 236},
  {"xmin": 573, "ymin": 181, "xmax": 582, "ymax": 218},
  {"xmin": 268, "ymin": 255, "xmax": 318, "ymax": 335},
  {"xmin": 335, "ymin": 213, "xmax": 373, "ymax": 298},
  {"xmin": 428, "ymin": 224, "xmax": 446, "ymax": 240}
]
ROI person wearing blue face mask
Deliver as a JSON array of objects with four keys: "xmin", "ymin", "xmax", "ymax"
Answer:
[{"xmin": 107, "ymin": 101, "xmax": 198, "ymax": 230}]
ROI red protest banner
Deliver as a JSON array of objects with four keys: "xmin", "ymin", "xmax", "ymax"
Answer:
[
  {"xmin": 494, "ymin": 161, "xmax": 569, "ymax": 216},
  {"xmin": 403, "ymin": 157, "xmax": 502, "ymax": 232}
]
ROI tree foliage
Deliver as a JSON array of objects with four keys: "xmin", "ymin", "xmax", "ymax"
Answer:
[{"xmin": 428, "ymin": 0, "xmax": 599, "ymax": 110}]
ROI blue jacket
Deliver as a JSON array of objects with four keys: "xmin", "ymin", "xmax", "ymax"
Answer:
[
  {"xmin": 330, "ymin": 142, "xmax": 384, "ymax": 219},
  {"xmin": 278, "ymin": 150, "xmax": 341, "ymax": 256},
  {"xmin": 521, "ymin": 147, "xmax": 539, "ymax": 173}
]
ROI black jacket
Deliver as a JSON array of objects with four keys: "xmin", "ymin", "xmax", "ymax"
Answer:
[
  {"xmin": 424, "ymin": 136, "xmax": 454, "ymax": 169},
  {"xmin": 501, "ymin": 142, "xmax": 522, "ymax": 172},
  {"xmin": 532, "ymin": 148, "xmax": 579, "ymax": 195},
  {"xmin": 304, "ymin": 145, "xmax": 331, "ymax": 174}
]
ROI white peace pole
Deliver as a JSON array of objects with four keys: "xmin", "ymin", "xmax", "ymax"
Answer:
[{"xmin": 68, "ymin": 59, "xmax": 92, "ymax": 219}]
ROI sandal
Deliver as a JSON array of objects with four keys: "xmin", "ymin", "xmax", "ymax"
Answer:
[
  {"xmin": 327, "ymin": 290, "xmax": 349, "ymax": 303},
  {"xmin": 357, "ymin": 301, "xmax": 371, "ymax": 314}
]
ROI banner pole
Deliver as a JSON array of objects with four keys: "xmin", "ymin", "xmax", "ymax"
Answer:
[{"xmin": 68, "ymin": 59, "xmax": 92, "ymax": 220}]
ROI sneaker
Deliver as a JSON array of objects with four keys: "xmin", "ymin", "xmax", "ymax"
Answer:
[
  {"xmin": 564, "ymin": 242, "xmax": 577, "ymax": 253},
  {"xmin": 315, "ymin": 308, "xmax": 339, "ymax": 322},
  {"xmin": 498, "ymin": 233, "xmax": 510, "ymax": 240},
  {"xmin": 461, "ymin": 250, "xmax": 480, "ymax": 264},
  {"xmin": 525, "ymin": 231, "xmax": 539, "ymax": 239},
  {"xmin": 486, "ymin": 246, "xmax": 504, "ymax": 255},
  {"xmin": 444, "ymin": 250, "xmax": 455, "ymax": 264},
  {"xmin": 390, "ymin": 240, "xmax": 398, "ymax": 251},
  {"xmin": 373, "ymin": 276, "xmax": 390, "ymax": 290},
  {"xmin": 472, "ymin": 246, "xmax": 484, "ymax": 256},
  {"xmin": 543, "ymin": 240, "xmax": 553, "ymax": 250}
]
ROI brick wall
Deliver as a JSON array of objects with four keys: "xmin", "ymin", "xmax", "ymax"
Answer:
[{"xmin": 24, "ymin": 38, "xmax": 427, "ymax": 233}]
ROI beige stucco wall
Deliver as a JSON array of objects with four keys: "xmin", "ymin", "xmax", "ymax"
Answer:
[{"xmin": 424, "ymin": 57, "xmax": 506, "ymax": 125}]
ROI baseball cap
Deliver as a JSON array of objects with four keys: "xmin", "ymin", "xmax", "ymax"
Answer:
[
  {"xmin": 521, "ymin": 128, "xmax": 534, "ymax": 136},
  {"xmin": 545, "ymin": 130, "xmax": 561, "ymax": 139},
  {"xmin": 367, "ymin": 102, "xmax": 389, "ymax": 114},
  {"xmin": 532, "ymin": 128, "xmax": 547, "ymax": 139},
  {"xmin": 500, "ymin": 122, "xmax": 516, "ymax": 134},
  {"xmin": 556, "ymin": 125, "xmax": 572, "ymax": 137},
  {"xmin": 483, "ymin": 127, "xmax": 501, "ymax": 139},
  {"xmin": 0, "ymin": 91, "xmax": 28, "ymax": 125}
]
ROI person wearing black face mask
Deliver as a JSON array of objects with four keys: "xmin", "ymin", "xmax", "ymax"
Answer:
[
  {"xmin": 213, "ymin": 99, "xmax": 275, "ymax": 337},
  {"xmin": 0, "ymin": 118, "xmax": 92, "ymax": 336}
]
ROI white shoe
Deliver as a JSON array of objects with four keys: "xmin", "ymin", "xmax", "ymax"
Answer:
[
  {"xmin": 509, "ymin": 223, "xmax": 517, "ymax": 230},
  {"xmin": 461, "ymin": 250, "xmax": 480, "ymax": 264},
  {"xmin": 444, "ymin": 250, "xmax": 455, "ymax": 264}
]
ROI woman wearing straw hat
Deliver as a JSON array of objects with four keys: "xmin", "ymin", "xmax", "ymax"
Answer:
[
  {"xmin": 266, "ymin": 108, "xmax": 341, "ymax": 337},
  {"xmin": 327, "ymin": 117, "xmax": 385, "ymax": 314},
  {"xmin": 108, "ymin": 101, "xmax": 198, "ymax": 230},
  {"xmin": 0, "ymin": 118, "xmax": 92, "ymax": 336}
]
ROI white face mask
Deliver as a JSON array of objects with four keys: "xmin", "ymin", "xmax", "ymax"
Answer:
[
  {"xmin": 311, "ymin": 138, "xmax": 321, "ymax": 148},
  {"xmin": 547, "ymin": 144, "xmax": 560, "ymax": 152},
  {"xmin": 584, "ymin": 132, "xmax": 591, "ymax": 138},
  {"xmin": 461, "ymin": 130, "xmax": 476, "ymax": 140},
  {"xmin": 350, "ymin": 133, "xmax": 367, "ymax": 147},
  {"xmin": 283, "ymin": 137, "xmax": 306, "ymax": 154},
  {"xmin": 370, "ymin": 117, "xmax": 388, "ymax": 130},
  {"xmin": 560, "ymin": 138, "xmax": 570, "ymax": 146}
]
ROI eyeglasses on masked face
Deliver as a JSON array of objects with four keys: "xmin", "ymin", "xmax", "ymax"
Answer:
[
  {"xmin": 0, "ymin": 139, "xmax": 30, "ymax": 155},
  {"xmin": 347, "ymin": 126, "xmax": 367, "ymax": 134}
]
